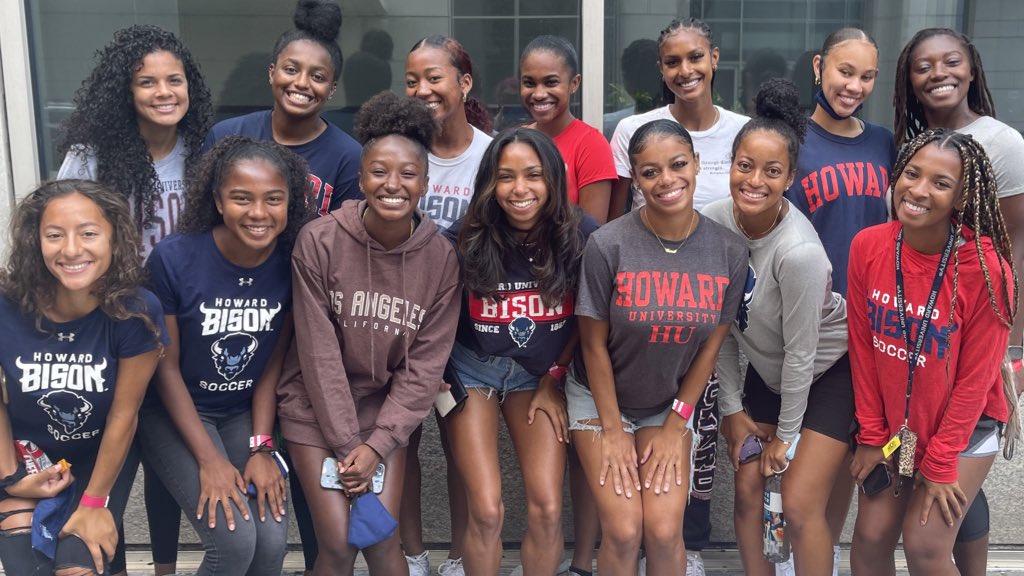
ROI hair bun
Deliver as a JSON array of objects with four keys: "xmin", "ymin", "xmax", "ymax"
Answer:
[
  {"xmin": 294, "ymin": 0, "xmax": 342, "ymax": 42},
  {"xmin": 754, "ymin": 77, "xmax": 807, "ymax": 140}
]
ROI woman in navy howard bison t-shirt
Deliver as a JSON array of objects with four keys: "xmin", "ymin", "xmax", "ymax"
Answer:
[
  {"xmin": 137, "ymin": 137, "xmax": 310, "ymax": 576},
  {"xmin": 0, "ymin": 180, "xmax": 166, "ymax": 575}
]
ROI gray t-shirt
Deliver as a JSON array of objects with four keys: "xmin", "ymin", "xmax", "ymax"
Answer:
[
  {"xmin": 57, "ymin": 136, "xmax": 188, "ymax": 260},
  {"xmin": 574, "ymin": 210, "xmax": 748, "ymax": 418},
  {"xmin": 703, "ymin": 199, "xmax": 848, "ymax": 442},
  {"xmin": 957, "ymin": 115, "xmax": 1024, "ymax": 198}
]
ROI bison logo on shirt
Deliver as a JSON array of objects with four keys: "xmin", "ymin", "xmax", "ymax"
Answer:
[
  {"xmin": 508, "ymin": 315, "xmax": 536, "ymax": 348},
  {"xmin": 736, "ymin": 265, "xmax": 757, "ymax": 332},
  {"xmin": 211, "ymin": 332, "xmax": 259, "ymax": 380},
  {"xmin": 38, "ymin": 390, "xmax": 93, "ymax": 435}
]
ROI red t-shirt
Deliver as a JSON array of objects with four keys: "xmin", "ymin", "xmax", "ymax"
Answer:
[
  {"xmin": 552, "ymin": 118, "xmax": 616, "ymax": 205},
  {"xmin": 847, "ymin": 221, "xmax": 1011, "ymax": 482}
]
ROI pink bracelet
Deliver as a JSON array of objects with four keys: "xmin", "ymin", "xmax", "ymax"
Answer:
[
  {"xmin": 249, "ymin": 435, "xmax": 274, "ymax": 450},
  {"xmin": 79, "ymin": 493, "xmax": 109, "ymax": 509},
  {"xmin": 671, "ymin": 399, "xmax": 695, "ymax": 422},
  {"xmin": 547, "ymin": 363, "xmax": 568, "ymax": 382}
]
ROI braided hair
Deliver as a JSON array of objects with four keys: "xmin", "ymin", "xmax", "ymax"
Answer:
[
  {"xmin": 656, "ymin": 17, "xmax": 715, "ymax": 104},
  {"xmin": 893, "ymin": 28, "xmax": 995, "ymax": 147},
  {"xmin": 892, "ymin": 128, "xmax": 1016, "ymax": 346}
]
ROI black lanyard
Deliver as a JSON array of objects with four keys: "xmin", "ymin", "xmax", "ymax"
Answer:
[{"xmin": 894, "ymin": 225, "xmax": 956, "ymax": 425}]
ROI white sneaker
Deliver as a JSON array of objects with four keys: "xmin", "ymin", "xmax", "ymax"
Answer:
[
  {"xmin": 833, "ymin": 545, "xmax": 841, "ymax": 576},
  {"xmin": 686, "ymin": 551, "xmax": 706, "ymax": 576},
  {"xmin": 638, "ymin": 555, "xmax": 646, "ymax": 576},
  {"xmin": 775, "ymin": 555, "xmax": 796, "ymax": 576},
  {"xmin": 406, "ymin": 551, "xmax": 430, "ymax": 576},
  {"xmin": 438, "ymin": 557, "xmax": 465, "ymax": 576}
]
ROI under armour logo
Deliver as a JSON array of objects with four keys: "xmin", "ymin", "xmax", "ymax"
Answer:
[
  {"xmin": 57, "ymin": 332, "xmax": 75, "ymax": 342},
  {"xmin": 239, "ymin": 278, "xmax": 254, "ymax": 286}
]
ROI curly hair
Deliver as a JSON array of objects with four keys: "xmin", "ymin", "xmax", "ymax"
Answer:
[
  {"xmin": 731, "ymin": 78, "xmax": 807, "ymax": 169},
  {"xmin": 177, "ymin": 136, "xmax": 313, "ymax": 250},
  {"xmin": 271, "ymin": 0, "xmax": 344, "ymax": 82},
  {"xmin": 58, "ymin": 25, "xmax": 212, "ymax": 230},
  {"xmin": 0, "ymin": 180, "xmax": 162, "ymax": 342},
  {"xmin": 893, "ymin": 28, "xmax": 995, "ymax": 147},
  {"xmin": 410, "ymin": 35, "xmax": 493, "ymax": 133},
  {"xmin": 458, "ymin": 128, "xmax": 585, "ymax": 308},
  {"xmin": 354, "ymin": 91, "xmax": 436, "ymax": 165}
]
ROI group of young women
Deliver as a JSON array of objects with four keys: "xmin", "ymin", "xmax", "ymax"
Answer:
[{"xmin": 0, "ymin": 1, "xmax": 1020, "ymax": 574}]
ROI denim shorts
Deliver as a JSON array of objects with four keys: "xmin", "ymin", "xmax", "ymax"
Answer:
[
  {"xmin": 565, "ymin": 371, "xmax": 671, "ymax": 433},
  {"xmin": 448, "ymin": 340, "xmax": 540, "ymax": 400}
]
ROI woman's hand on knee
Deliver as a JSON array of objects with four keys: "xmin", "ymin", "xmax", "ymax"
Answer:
[
  {"xmin": 527, "ymin": 377, "xmax": 569, "ymax": 443},
  {"xmin": 639, "ymin": 425, "xmax": 686, "ymax": 495},
  {"xmin": 600, "ymin": 428, "xmax": 640, "ymax": 498},
  {"xmin": 244, "ymin": 452, "xmax": 287, "ymax": 523},
  {"xmin": 197, "ymin": 454, "xmax": 249, "ymax": 530},
  {"xmin": 914, "ymin": 474, "xmax": 967, "ymax": 527},
  {"xmin": 60, "ymin": 506, "xmax": 116, "ymax": 574},
  {"xmin": 7, "ymin": 462, "xmax": 73, "ymax": 500},
  {"xmin": 850, "ymin": 444, "xmax": 888, "ymax": 484},
  {"xmin": 339, "ymin": 444, "xmax": 382, "ymax": 496},
  {"xmin": 721, "ymin": 412, "xmax": 766, "ymax": 471}
]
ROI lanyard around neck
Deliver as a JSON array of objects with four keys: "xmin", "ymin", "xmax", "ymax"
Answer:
[{"xmin": 894, "ymin": 225, "xmax": 956, "ymax": 424}]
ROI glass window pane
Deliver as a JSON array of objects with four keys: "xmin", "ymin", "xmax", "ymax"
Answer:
[{"xmin": 520, "ymin": 0, "xmax": 579, "ymax": 16}]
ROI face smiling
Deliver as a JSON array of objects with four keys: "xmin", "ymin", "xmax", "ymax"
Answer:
[
  {"xmin": 630, "ymin": 133, "xmax": 700, "ymax": 218},
  {"xmin": 814, "ymin": 39, "xmax": 879, "ymax": 117},
  {"xmin": 909, "ymin": 34, "xmax": 974, "ymax": 117},
  {"xmin": 214, "ymin": 158, "xmax": 289, "ymax": 263},
  {"xmin": 405, "ymin": 47, "xmax": 471, "ymax": 127},
  {"xmin": 730, "ymin": 129, "xmax": 794, "ymax": 219},
  {"xmin": 269, "ymin": 39, "xmax": 336, "ymax": 119},
  {"xmin": 520, "ymin": 50, "xmax": 579, "ymax": 127},
  {"xmin": 893, "ymin": 142, "xmax": 964, "ymax": 237},
  {"xmin": 360, "ymin": 135, "xmax": 428, "ymax": 224},
  {"xmin": 658, "ymin": 29, "xmax": 719, "ymax": 105},
  {"xmin": 40, "ymin": 192, "xmax": 114, "ymax": 298},
  {"xmin": 132, "ymin": 50, "xmax": 189, "ymax": 134},
  {"xmin": 494, "ymin": 142, "xmax": 550, "ymax": 232}
]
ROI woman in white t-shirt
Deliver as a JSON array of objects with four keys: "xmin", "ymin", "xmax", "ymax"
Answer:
[
  {"xmin": 609, "ymin": 17, "xmax": 748, "ymax": 218},
  {"xmin": 57, "ymin": 25, "xmax": 212, "ymax": 261},
  {"xmin": 400, "ymin": 34, "xmax": 494, "ymax": 576}
]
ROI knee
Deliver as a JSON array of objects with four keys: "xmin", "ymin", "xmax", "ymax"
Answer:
[
  {"xmin": 203, "ymin": 521, "xmax": 258, "ymax": 566},
  {"xmin": 852, "ymin": 522, "xmax": 894, "ymax": 554},
  {"xmin": 903, "ymin": 527, "xmax": 951, "ymax": 566},
  {"xmin": 467, "ymin": 496, "xmax": 504, "ymax": 537},
  {"xmin": 734, "ymin": 478, "xmax": 764, "ymax": 517},
  {"xmin": 55, "ymin": 567, "xmax": 97, "ymax": 576},
  {"xmin": 782, "ymin": 494, "xmax": 822, "ymax": 535},
  {"xmin": 602, "ymin": 513, "xmax": 643, "ymax": 551},
  {"xmin": 643, "ymin": 514, "xmax": 683, "ymax": 551},
  {"xmin": 315, "ymin": 540, "xmax": 359, "ymax": 567},
  {"xmin": 525, "ymin": 495, "xmax": 563, "ymax": 533}
]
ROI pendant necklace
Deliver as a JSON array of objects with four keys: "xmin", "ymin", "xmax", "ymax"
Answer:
[{"xmin": 641, "ymin": 207, "xmax": 696, "ymax": 254}]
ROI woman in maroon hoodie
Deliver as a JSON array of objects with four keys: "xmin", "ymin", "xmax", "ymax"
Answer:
[{"xmin": 277, "ymin": 91, "xmax": 462, "ymax": 576}]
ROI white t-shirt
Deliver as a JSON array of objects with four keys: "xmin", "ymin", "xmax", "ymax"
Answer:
[
  {"xmin": 956, "ymin": 115, "xmax": 1024, "ymax": 198},
  {"xmin": 610, "ymin": 105, "xmax": 749, "ymax": 211},
  {"xmin": 420, "ymin": 126, "xmax": 493, "ymax": 230},
  {"xmin": 57, "ymin": 136, "xmax": 188, "ymax": 260}
]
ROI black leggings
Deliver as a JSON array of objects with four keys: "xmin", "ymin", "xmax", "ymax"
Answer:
[{"xmin": 0, "ymin": 451, "xmax": 138, "ymax": 575}]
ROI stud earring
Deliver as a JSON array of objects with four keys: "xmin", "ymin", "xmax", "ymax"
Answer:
[{"xmin": 463, "ymin": 92, "xmax": 468, "ymax": 103}]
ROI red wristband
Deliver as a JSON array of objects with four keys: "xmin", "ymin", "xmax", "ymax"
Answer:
[
  {"xmin": 1011, "ymin": 359, "xmax": 1023, "ymax": 373},
  {"xmin": 547, "ymin": 363, "xmax": 568, "ymax": 382},
  {"xmin": 671, "ymin": 399, "xmax": 695, "ymax": 421},
  {"xmin": 249, "ymin": 435, "xmax": 274, "ymax": 450},
  {"xmin": 79, "ymin": 493, "xmax": 109, "ymax": 509}
]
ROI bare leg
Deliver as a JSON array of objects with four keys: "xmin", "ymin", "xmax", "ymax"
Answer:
[
  {"xmin": 503, "ymin": 391, "xmax": 567, "ymax": 574},
  {"xmin": 733, "ymin": 453, "xmax": 773, "ymax": 576},
  {"xmin": 399, "ymin": 425, "xmax": 425, "ymax": 557},
  {"xmin": 288, "ymin": 442, "xmax": 358, "ymax": 576},
  {"xmin": 572, "ymin": 428, "xmax": 643, "ymax": 576},
  {"xmin": 446, "ymin": 390, "xmax": 503, "ymax": 576},
  {"xmin": 361, "ymin": 448, "xmax": 410, "ymax": 576},
  {"xmin": 902, "ymin": 455, "xmax": 994, "ymax": 576},
  {"xmin": 569, "ymin": 445, "xmax": 599, "ymax": 573},
  {"xmin": 850, "ymin": 474, "xmax": 911, "ymax": 576},
  {"xmin": 784, "ymin": 430, "xmax": 849, "ymax": 576},
  {"xmin": 635, "ymin": 426, "xmax": 689, "ymax": 576},
  {"xmin": 953, "ymin": 536, "xmax": 989, "ymax": 576},
  {"xmin": 437, "ymin": 409, "xmax": 468, "ymax": 561}
]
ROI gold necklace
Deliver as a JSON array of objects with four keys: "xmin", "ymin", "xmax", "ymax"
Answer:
[
  {"xmin": 735, "ymin": 200, "xmax": 783, "ymax": 240},
  {"xmin": 641, "ymin": 207, "xmax": 696, "ymax": 254}
]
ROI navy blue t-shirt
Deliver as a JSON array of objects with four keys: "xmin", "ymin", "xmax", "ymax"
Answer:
[
  {"xmin": 203, "ymin": 110, "xmax": 363, "ymax": 216},
  {"xmin": 785, "ymin": 120, "xmax": 895, "ymax": 295},
  {"xmin": 147, "ymin": 232, "xmax": 291, "ymax": 417},
  {"xmin": 445, "ymin": 215, "xmax": 598, "ymax": 376},
  {"xmin": 0, "ymin": 290, "xmax": 166, "ymax": 465}
]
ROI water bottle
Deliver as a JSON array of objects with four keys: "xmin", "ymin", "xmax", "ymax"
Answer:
[{"xmin": 763, "ymin": 434, "xmax": 800, "ymax": 563}]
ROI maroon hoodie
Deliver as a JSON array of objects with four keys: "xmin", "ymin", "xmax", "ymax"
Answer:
[{"xmin": 277, "ymin": 200, "xmax": 461, "ymax": 460}]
